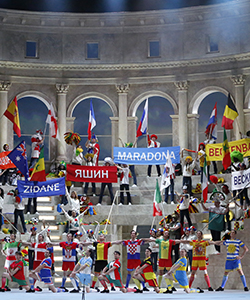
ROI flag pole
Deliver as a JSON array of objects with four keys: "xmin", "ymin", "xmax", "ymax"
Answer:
[{"xmin": 151, "ymin": 217, "xmax": 155, "ymax": 229}]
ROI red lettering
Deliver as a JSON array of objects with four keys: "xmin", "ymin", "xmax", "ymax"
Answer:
[
  {"xmin": 231, "ymin": 146, "xmax": 235, "ymax": 152},
  {"xmin": 236, "ymin": 145, "xmax": 242, "ymax": 152},
  {"xmin": 215, "ymin": 148, "xmax": 220, "ymax": 156},
  {"xmin": 209, "ymin": 149, "xmax": 214, "ymax": 156},
  {"xmin": 242, "ymin": 144, "xmax": 247, "ymax": 153}
]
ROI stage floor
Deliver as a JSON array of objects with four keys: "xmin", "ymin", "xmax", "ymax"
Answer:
[{"xmin": 1, "ymin": 288, "xmax": 249, "ymax": 300}]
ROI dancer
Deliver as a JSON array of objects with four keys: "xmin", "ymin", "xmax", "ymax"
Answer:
[
  {"xmin": 147, "ymin": 134, "xmax": 161, "ymax": 177},
  {"xmin": 164, "ymin": 249, "xmax": 204, "ymax": 293},
  {"xmin": 0, "ymin": 251, "xmax": 34, "ymax": 293},
  {"xmin": 215, "ymin": 230, "xmax": 249, "ymax": 291}
]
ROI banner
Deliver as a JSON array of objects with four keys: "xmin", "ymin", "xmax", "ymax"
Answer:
[
  {"xmin": 113, "ymin": 146, "xmax": 180, "ymax": 165},
  {"xmin": 0, "ymin": 151, "xmax": 16, "ymax": 169},
  {"xmin": 231, "ymin": 168, "xmax": 250, "ymax": 190},
  {"xmin": 206, "ymin": 138, "xmax": 250, "ymax": 161},
  {"xmin": 17, "ymin": 177, "xmax": 65, "ymax": 197},
  {"xmin": 66, "ymin": 165, "xmax": 118, "ymax": 183}
]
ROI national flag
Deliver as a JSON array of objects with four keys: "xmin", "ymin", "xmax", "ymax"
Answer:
[
  {"xmin": 46, "ymin": 103, "xmax": 60, "ymax": 140},
  {"xmin": 87, "ymin": 100, "xmax": 96, "ymax": 140},
  {"xmin": 205, "ymin": 102, "xmax": 217, "ymax": 140},
  {"xmin": 4, "ymin": 96, "xmax": 21, "ymax": 137},
  {"xmin": 222, "ymin": 127, "xmax": 231, "ymax": 170},
  {"xmin": 153, "ymin": 179, "xmax": 163, "ymax": 217},
  {"xmin": 160, "ymin": 153, "xmax": 175, "ymax": 191},
  {"xmin": 7, "ymin": 140, "xmax": 29, "ymax": 180},
  {"xmin": 202, "ymin": 157, "xmax": 208, "ymax": 203},
  {"xmin": 136, "ymin": 99, "xmax": 148, "ymax": 137},
  {"xmin": 30, "ymin": 146, "xmax": 46, "ymax": 181},
  {"xmin": 221, "ymin": 94, "xmax": 238, "ymax": 129}
]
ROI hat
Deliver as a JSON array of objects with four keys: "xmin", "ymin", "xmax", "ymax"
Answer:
[
  {"xmin": 87, "ymin": 229, "xmax": 94, "ymax": 235},
  {"xmin": 104, "ymin": 157, "xmax": 113, "ymax": 165},
  {"xmin": 183, "ymin": 185, "xmax": 188, "ymax": 190},
  {"xmin": 185, "ymin": 156, "xmax": 193, "ymax": 162},
  {"xmin": 214, "ymin": 197, "xmax": 220, "ymax": 203},
  {"xmin": 36, "ymin": 129, "xmax": 43, "ymax": 135},
  {"xmin": 149, "ymin": 228, "xmax": 157, "ymax": 234},
  {"xmin": 151, "ymin": 134, "xmax": 158, "ymax": 140},
  {"xmin": 85, "ymin": 153, "xmax": 94, "ymax": 160},
  {"xmin": 30, "ymin": 227, "xmax": 37, "ymax": 231},
  {"xmin": 190, "ymin": 226, "xmax": 196, "ymax": 231}
]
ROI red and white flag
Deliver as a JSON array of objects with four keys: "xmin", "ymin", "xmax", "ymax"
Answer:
[
  {"xmin": 46, "ymin": 103, "xmax": 60, "ymax": 140},
  {"xmin": 202, "ymin": 157, "xmax": 208, "ymax": 203},
  {"xmin": 88, "ymin": 100, "xmax": 96, "ymax": 140}
]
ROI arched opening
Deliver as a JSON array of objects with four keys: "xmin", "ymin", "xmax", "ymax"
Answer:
[
  {"xmin": 135, "ymin": 96, "xmax": 174, "ymax": 147},
  {"xmin": 72, "ymin": 97, "xmax": 112, "ymax": 160}
]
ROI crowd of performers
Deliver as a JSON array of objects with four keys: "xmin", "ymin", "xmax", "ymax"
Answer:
[{"xmin": 0, "ymin": 221, "xmax": 248, "ymax": 294}]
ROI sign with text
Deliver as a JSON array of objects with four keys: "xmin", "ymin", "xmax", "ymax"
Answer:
[
  {"xmin": 66, "ymin": 165, "xmax": 118, "ymax": 183},
  {"xmin": 231, "ymin": 168, "xmax": 250, "ymax": 190},
  {"xmin": 113, "ymin": 146, "xmax": 180, "ymax": 165},
  {"xmin": 17, "ymin": 177, "xmax": 65, "ymax": 197},
  {"xmin": 0, "ymin": 151, "xmax": 16, "ymax": 169},
  {"xmin": 206, "ymin": 138, "xmax": 250, "ymax": 161}
]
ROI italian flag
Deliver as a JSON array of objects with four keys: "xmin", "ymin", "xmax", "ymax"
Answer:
[
  {"xmin": 30, "ymin": 146, "xmax": 46, "ymax": 182},
  {"xmin": 202, "ymin": 157, "xmax": 208, "ymax": 203},
  {"xmin": 153, "ymin": 179, "xmax": 163, "ymax": 216}
]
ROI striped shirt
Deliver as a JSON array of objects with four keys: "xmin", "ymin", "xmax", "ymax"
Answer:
[{"xmin": 223, "ymin": 239, "xmax": 245, "ymax": 260}]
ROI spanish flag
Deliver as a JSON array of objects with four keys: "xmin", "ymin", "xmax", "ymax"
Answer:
[
  {"xmin": 222, "ymin": 128, "xmax": 231, "ymax": 170},
  {"xmin": 221, "ymin": 94, "xmax": 238, "ymax": 129},
  {"xmin": 4, "ymin": 96, "xmax": 21, "ymax": 137},
  {"xmin": 30, "ymin": 147, "xmax": 46, "ymax": 181}
]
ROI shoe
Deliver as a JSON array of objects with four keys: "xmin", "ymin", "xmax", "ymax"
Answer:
[
  {"xmin": 60, "ymin": 287, "xmax": 68, "ymax": 292},
  {"xmin": 118, "ymin": 203, "xmax": 123, "ymax": 206},
  {"xmin": 132, "ymin": 184, "xmax": 137, "ymax": 187},
  {"xmin": 26, "ymin": 289, "xmax": 35, "ymax": 293},
  {"xmin": 4, "ymin": 286, "xmax": 11, "ymax": 291},
  {"xmin": 93, "ymin": 194, "xmax": 96, "ymax": 197},
  {"xmin": 96, "ymin": 203, "xmax": 101, "ymax": 206},
  {"xmin": 35, "ymin": 286, "xmax": 42, "ymax": 292},
  {"xmin": 216, "ymin": 287, "xmax": 224, "ymax": 291},
  {"xmin": 95, "ymin": 287, "xmax": 100, "ymax": 292},
  {"xmin": 70, "ymin": 289, "xmax": 79, "ymax": 293},
  {"xmin": 244, "ymin": 287, "xmax": 249, "ymax": 291},
  {"xmin": 0, "ymin": 288, "xmax": 5, "ymax": 292},
  {"xmin": 134, "ymin": 288, "xmax": 143, "ymax": 293},
  {"xmin": 208, "ymin": 287, "xmax": 213, "ymax": 291},
  {"xmin": 111, "ymin": 287, "xmax": 115, "ymax": 291},
  {"xmin": 100, "ymin": 289, "xmax": 109, "ymax": 293},
  {"xmin": 27, "ymin": 212, "xmax": 30, "ymax": 215},
  {"xmin": 197, "ymin": 287, "xmax": 204, "ymax": 293},
  {"xmin": 163, "ymin": 289, "xmax": 172, "ymax": 293},
  {"xmin": 172, "ymin": 287, "xmax": 177, "ymax": 292},
  {"xmin": 34, "ymin": 211, "xmax": 39, "ymax": 215},
  {"xmin": 128, "ymin": 202, "xmax": 132, "ymax": 205},
  {"xmin": 19, "ymin": 286, "xmax": 23, "ymax": 290},
  {"xmin": 143, "ymin": 287, "xmax": 149, "ymax": 292}
]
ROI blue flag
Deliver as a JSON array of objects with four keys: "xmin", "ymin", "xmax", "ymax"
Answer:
[{"xmin": 7, "ymin": 140, "xmax": 29, "ymax": 180}]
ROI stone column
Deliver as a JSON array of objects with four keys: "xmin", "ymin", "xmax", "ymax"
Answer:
[
  {"xmin": 0, "ymin": 81, "xmax": 11, "ymax": 147},
  {"xmin": 188, "ymin": 114, "xmax": 199, "ymax": 150},
  {"xmin": 231, "ymin": 75, "xmax": 245, "ymax": 140},
  {"xmin": 174, "ymin": 81, "xmax": 189, "ymax": 149},
  {"xmin": 116, "ymin": 84, "xmax": 129, "ymax": 146},
  {"xmin": 56, "ymin": 84, "xmax": 69, "ymax": 161},
  {"xmin": 110, "ymin": 117, "xmax": 119, "ymax": 156},
  {"xmin": 243, "ymin": 109, "xmax": 250, "ymax": 134},
  {"xmin": 170, "ymin": 115, "xmax": 179, "ymax": 146},
  {"xmin": 127, "ymin": 116, "xmax": 138, "ymax": 145}
]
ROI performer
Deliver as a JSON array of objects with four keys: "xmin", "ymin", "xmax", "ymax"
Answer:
[
  {"xmin": 13, "ymin": 188, "xmax": 27, "ymax": 233},
  {"xmin": 133, "ymin": 248, "xmax": 161, "ymax": 293},
  {"xmin": 83, "ymin": 154, "xmax": 96, "ymax": 196},
  {"xmin": 177, "ymin": 185, "xmax": 192, "ymax": 228},
  {"xmin": 30, "ymin": 129, "xmax": 44, "ymax": 168},
  {"xmin": 147, "ymin": 134, "xmax": 161, "ymax": 177},
  {"xmin": 164, "ymin": 249, "xmax": 204, "ymax": 293},
  {"xmin": 26, "ymin": 227, "xmax": 37, "ymax": 271},
  {"xmin": 148, "ymin": 229, "xmax": 158, "ymax": 273},
  {"xmin": 181, "ymin": 230, "xmax": 216, "ymax": 291},
  {"xmin": 85, "ymin": 134, "xmax": 100, "ymax": 166},
  {"xmin": 179, "ymin": 227, "xmax": 193, "ymax": 272},
  {"xmin": 69, "ymin": 248, "xmax": 94, "ymax": 293},
  {"xmin": 0, "ymin": 188, "xmax": 4, "ymax": 231},
  {"xmin": 29, "ymin": 249, "xmax": 65, "ymax": 293},
  {"xmin": 117, "ymin": 164, "xmax": 132, "ymax": 205},
  {"xmin": 98, "ymin": 251, "xmax": 127, "ymax": 293},
  {"xmin": 215, "ymin": 230, "xmax": 249, "ymax": 291},
  {"xmin": 0, "ymin": 251, "xmax": 33, "ymax": 293},
  {"xmin": 0, "ymin": 144, "xmax": 10, "ymax": 185},
  {"xmin": 180, "ymin": 149, "xmax": 196, "ymax": 196}
]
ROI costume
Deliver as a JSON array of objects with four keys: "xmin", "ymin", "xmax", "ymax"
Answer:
[
  {"xmin": 165, "ymin": 178, "xmax": 175, "ymax": 203},
  {"xmin": 83, "ymin": 159, "xmax": 96, "ymax": 195},
  {"xmin": 140, "ymin": 256, "xmax": 158, "ymax": 287},
  {"xmin": 189, "ymin": 240, "xmax": 209, "ymax": 270},
  {"xmin": 149, "ymin": 237, "xmax": 159, "ymax": 273},
  {"xmin": 30, "ymin": 130, "xmax": 43, "ymax": 168},
  {"xmin": 181, "ymin": 157, "xmax": 195, "ymax": 196},
  {"xmin": 93, "ymin": 241, "xmax": 112, "ymax": 272},
  {"xmin": 204, "ymin": 137, "xmax": 217, "ymax": 174},
  {"xmin": 0, "ymin": 195, "xmax": 3, "ymax": 229},
  {"xmin": 3, "ymin": 241, "xmax": 22, "ymax": 269},
  {"xmin": 104, "ymin": 259, "xmax": 124, "ymax": 288},
  {"xmin": 172, "ymin": 257, "xmax": 189, "ymax": 288},
  {"xmin": 32, "ymin": 242, "xmax": 47, "ymax": 269},
  {"xmin": 9, "ymin": 259, "xmax": 27, "ymax": 286},
  {"xmin": 37, "ymin": 257, "xmax": 53, "ymax": 285},
  {"xmin": 123, "ymin": 239, "xmax": 144, "ymax": 271},
  {"xmin": 72, "ymin": 144, "xmax": 83, "ymax": 165},
  {"xmin": 59, "ymin": 241, "xmax": 78, "ymax": 271},
  {"xmin": 179, "ymin": 193, "xmax": 192, "ymax": 227},
  {"xmin": 147, "ymin": 135, "xmax": 161, "ymax": 177},
  {"xmin": 86, "ymin": 141, "xmax": 100, "ymax": 166},
  {"xmin": 76, "ymin": 256, "xmax": 93, "ymax": 286},
  {"xmin": 180, "ymin": 235, "xmax": 193, "ymax": 271},
  {"xmin": 223, "ymin": 239, "xmax": 245, "ymax": 272},
  {"xmin": 119, "ymin": 166, "xmax": 131, "ymax": 204},
  {"xmin": 13, "ymin": 193, "xmax": 27, "ymax": 233},
  {"xmin": 155, "ymin": 238, "xmax": 175, "ymax": 269}
]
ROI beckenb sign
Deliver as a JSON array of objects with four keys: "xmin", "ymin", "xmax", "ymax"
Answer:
[{"xmin": 66, "ymin": 165, "xmax": 118, "ymax": 183}]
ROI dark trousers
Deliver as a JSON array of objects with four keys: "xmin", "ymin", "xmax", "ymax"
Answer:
[
  {"xmin": 164, "ymin": 179, "xmax": 174, "ymax": 203},
  {"xmin": 180, "ymin": 209, "xmax": 192, "ymax": 228},
  {"xmin": 28, "ymin": 249, "xmax": 34, "ymax": 270},
  {"xmin": 147, "ymin": 165, "xmax": 161, "ymax": 177},
  {"xmin": 129, "ymin": 165, "xmax": 137, "ymax": 185},
  {"xmin": 84, "ymin": 182, "xmax": 96, "ymax": 195},
  {"xmin": 187, "ymin": 249, "xmax": 193, "ymax": 271},
  {"xmin": 98, "ymin": 183, "xmax": 114, "ymax": 204},
  {"xmin": 239, "ymin": 188, "xmax": 249, "ymax": 207},
  {"xmin": 151, "ymin": 252, "xmax": 158, "ymax": 273},
  {"xmin": 225, "ymin": 210, "xmax": 231, "ymax": 231},
  {"xmin": 173, "ymin": 243, "xmax": 180, "ymax": 262},
  {"xmin": 0, "ymin": 209, "xmax": 2, "ymax": 229},
  {"xmin": 1, "ymin": 169, "xmax": 9, "ymax": 185},
  {"xmin": 183, "ymin": 177, "xmax": 192, "ymax": 196},
  {"xmin": 27, "ymin": 197, "xmax": 37, "ymax": 213},
  {"xmin": 120, "ymin": 184, "xmax": 131, "ymax": 204},
  {"xmin": 210, "ymin": 229, "xmax": 221, "ymax": 252},
  {"xmin": 14, "ymin": 209, "xmax": 27, "ymax": 233}
]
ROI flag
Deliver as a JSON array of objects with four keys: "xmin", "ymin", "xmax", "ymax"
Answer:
[
  {"xmin": 88, "ymin": 100, "xmax": 96, "ymax": 140},
  {"xmin": 222, "ymin": 127, "xmax": 231, "ymax": 170},
  {"xmin": 160, "ymin": 153, "xmax": 175, "ymax": 191},
  {"xmin": 205, "ymin": 102, "xmax": 217, "ymax": 140},
  {"xmin": 202, "ymin": 157, "xmax": 208, "ymax": 203},
  {"xmin": 136, "ymin": 99, "xmax": 148, "ymax": 137},
  {"xmin": 4, "ymin": 96, "xmax": 21, "ymax": 137},
  {"xmin": 153, "ymin": 179, "xmax": 163, "ymax": 217},
  {"xmin": 46, "ymin": 103, "xmax": 60, "ymax": 140},
  {"xmin": 30, "ymin": 146, "xmax": 46, "ymax": 181},
  {"xmin": 7, "ymin": 141, "xmax": 29, "ymax": 180},
  {"xmin": 221, "ymin": 94, "xmax": 238, "ymax": 129}
]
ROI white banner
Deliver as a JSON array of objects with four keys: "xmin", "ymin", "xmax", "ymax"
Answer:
[{"xmin": 231, "ymin": 168, "xmax": 250, "ymax": 190}]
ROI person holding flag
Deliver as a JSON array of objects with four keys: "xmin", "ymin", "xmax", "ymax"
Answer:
[
  {"xmin": 29, "ymin": 130, "xmax": 44, "ymax": 169},
  {"xmin": 147, "ymin": 134, "xmax": 161, "ymax": 177},
  {"xmin": 85, "ymin": 134, "xmax": 99, "ymax": 166},
  {"xmin": 160, "ymin": 154, "xmax": 175, "ymax": 204},
  {"xmin": 176, "ymin": 185, "xmax": 192, "ymax": 228}
]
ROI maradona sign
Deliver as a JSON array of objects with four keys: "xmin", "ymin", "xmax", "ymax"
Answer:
[{"xmin": 113, "ymin": 146, "xmax": 180, "ymax": 165}]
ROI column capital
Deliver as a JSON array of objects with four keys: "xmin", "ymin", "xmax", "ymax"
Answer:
[
  {"xmin": 116, "ymin": 83, "xmax": 129, "ymax": 94},
  {"xmin": 0, "ymin": 81, "xmax": 11, "ymax": 91},
  {"xmin": 231, "ymin": 75, "xmax": 245, "ymax": 86},
  {"xmin": 56, "ymin": 84, "xmax": 69, "ymax": 94},
  {"xmin": 174, "ymin": 81, "xmax": 189, "ymax": 90}
]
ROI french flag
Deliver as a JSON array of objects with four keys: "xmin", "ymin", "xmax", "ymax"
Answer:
[
  {"xmin": 205, "ymin": 102, "xmax": 217, "ymax": 140},
  {"xmin": 136, "ymin": 99, "xmax": 148, "ymax": 138},
  {"xmin": 88, "ymin": 100, "xmax": 96, "ymax": 140}
]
